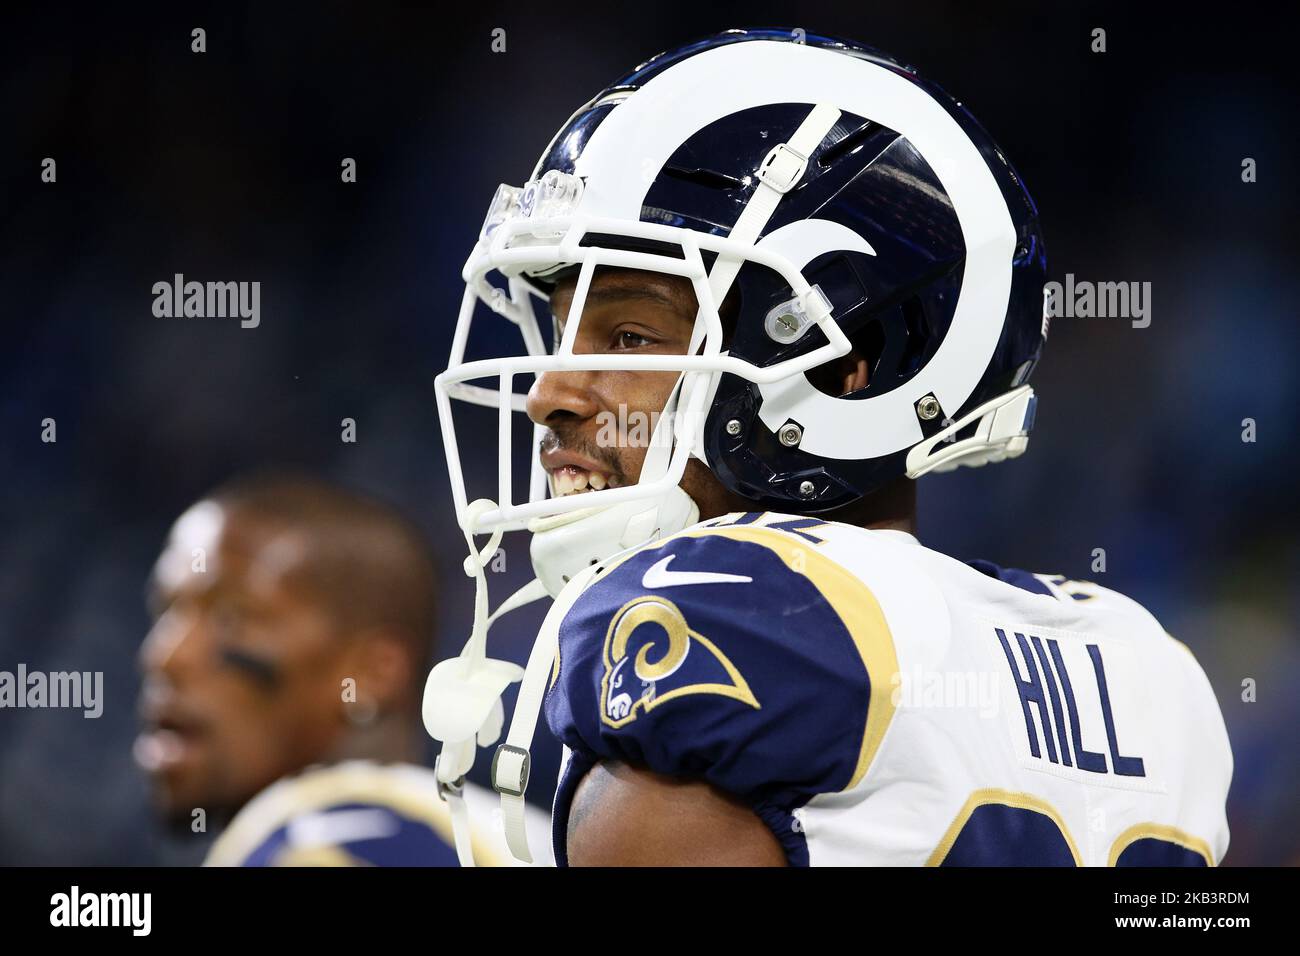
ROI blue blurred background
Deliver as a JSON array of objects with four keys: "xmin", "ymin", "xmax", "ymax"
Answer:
[{"xmin": 1, "ymin": 2, "xmax": 1295, "ymax": 865}]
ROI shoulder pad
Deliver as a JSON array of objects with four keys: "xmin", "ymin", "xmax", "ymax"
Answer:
[{"xmin": 545, "ymin": 523, "xmax": 900, "ymax": 807}]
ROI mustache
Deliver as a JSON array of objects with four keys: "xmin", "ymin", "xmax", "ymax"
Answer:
[{"xmin": 538, "ymin": 424, "xmax": 625, "ymax": 479}]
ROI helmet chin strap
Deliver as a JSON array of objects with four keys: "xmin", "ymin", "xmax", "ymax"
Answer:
[
  {"xmin": 526, "ymin": 487, "xmax": 699, "ymax": 598},
  {"xmin": 421, "ymin": 500, "xmax": 546, "ymax": 866}
]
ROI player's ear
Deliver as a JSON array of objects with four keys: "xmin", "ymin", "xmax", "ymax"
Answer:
[
  {"xmin": 807, "ymin": 352, "xmax": 870, "ymax": 398},
  {"xmin": 340, "ymin": 629, "xmax": 414, "ymax": 713},
  {"xmin": 839, "ymin": 353, "xmax": 869, "ymax": 395}
]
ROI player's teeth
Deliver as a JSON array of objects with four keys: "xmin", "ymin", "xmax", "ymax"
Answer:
[
  {"xmin": 571, "ymin": 472, "xmax": 589, "ymax": 492},
  {"xmin": 589, "ymin": 473, "xmax": 607, "ymax": 490},
  {"xmin": 555, "ymin": 472, "xmax": 574, "ymax": 495}
]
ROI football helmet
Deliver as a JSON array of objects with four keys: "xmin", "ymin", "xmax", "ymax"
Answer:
[
  {"xmin": 436, "ymin": 27, "xmax": 1046, "ymax": 591},
  {"xmin": 425, "ymin": 28, "xmax": 1048, "ymax": 863}
]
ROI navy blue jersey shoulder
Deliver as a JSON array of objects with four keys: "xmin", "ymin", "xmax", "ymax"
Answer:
[
  {"xmin": 545, "ymin": 525, "xmax": 889, "ymax": 864},
  {"xmin": 238, "ymin": 801, "xmax": 460, "ymax": 867},
  {"xmin": 966, "ymin": 558, "xmax": 1055, "ymax": 596}
]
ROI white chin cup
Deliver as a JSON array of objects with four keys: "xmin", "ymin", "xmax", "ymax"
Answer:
[{"xmin": 528, "ymin": 487, "xmax": 700, "ymax": 597}]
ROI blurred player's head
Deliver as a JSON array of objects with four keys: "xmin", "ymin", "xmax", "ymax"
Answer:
[{"xmin": 136, "ymin": 474, "xmax": 438, "ymax": 827}]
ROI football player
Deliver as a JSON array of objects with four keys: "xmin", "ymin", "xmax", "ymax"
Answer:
[
  {"xmin": 137, "ymin": 474, "xmax": 551, "ymax": 865},
  {"xmin": 423, "ymin": 29, "xmax": 1232, "ymax": 866}
]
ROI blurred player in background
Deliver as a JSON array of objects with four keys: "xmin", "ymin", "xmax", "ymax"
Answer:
[{"xmin": 136, "ymin": 473, "xmax": 551, "ymax": 866}]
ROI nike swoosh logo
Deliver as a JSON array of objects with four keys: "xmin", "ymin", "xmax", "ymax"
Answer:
[{"xmin": 641, "ymin": 555, "xmax": 753, "ymax": 589}]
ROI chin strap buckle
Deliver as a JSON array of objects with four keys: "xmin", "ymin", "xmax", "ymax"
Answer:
[
  {"xmin": 757, "ymin": 142, "xmax": 810, "ymax": 194},
  {"xmin": 433, "ymin": 756, "xmax": 465, "ymax": 803},
  {"xmin": 491, "ymin": 744, "xmax": 531, "ymax": 798}
]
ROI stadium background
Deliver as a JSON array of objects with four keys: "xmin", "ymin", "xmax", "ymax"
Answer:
[{"xmin": 1, "ymin": 3, "xmax": 1295, "ymax": 865}]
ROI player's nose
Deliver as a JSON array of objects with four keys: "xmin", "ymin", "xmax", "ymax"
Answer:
[
  {"xmin": 526, "ymin": 369, "xmax": 603, "ymax": 428},
  {"xmin": 139, "ymin": 610, "xmax": 207, "ymax": 684}
]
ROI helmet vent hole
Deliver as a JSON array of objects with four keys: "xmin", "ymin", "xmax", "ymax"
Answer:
[
  {"xmin": 663, "ymin": 165, "xmax": 747, "ymax": 191},
  {"xmin": 898, "ymin": 296, "xmax": 930, "ymax": 374},
  {"xmin": 816, "ymin": 120, "xmax": 880, "ymax": 168}
]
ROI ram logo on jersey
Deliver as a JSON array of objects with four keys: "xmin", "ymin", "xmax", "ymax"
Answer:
[{"xmin": 600, "ymin": 595, "xmax": 758, "ymax": 728}]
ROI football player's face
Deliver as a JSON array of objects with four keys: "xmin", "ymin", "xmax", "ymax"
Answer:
[
  {"xmin": 136, "ymin": 503, "xmax": 353, "ymax": 826},
  {"xmin": 528, "ymin": 268, "xmax": 741, "ymax": 519}
]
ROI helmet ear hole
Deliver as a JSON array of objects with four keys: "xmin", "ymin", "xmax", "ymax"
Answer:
[
  {"xmin": 806, "ymin": 319, "xmax": 885, "ymax": 398},
  {"xmin": 809, "ymin": 292, "xmax": 935, "ymax": 400}
]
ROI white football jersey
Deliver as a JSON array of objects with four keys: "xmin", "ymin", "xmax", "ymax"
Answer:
[{"xmin": 544, "ymin": 512, "xmax": 1232, "ymax": 866}]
